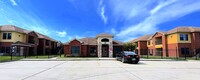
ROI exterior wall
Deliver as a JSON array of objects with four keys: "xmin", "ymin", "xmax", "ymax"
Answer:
[
  {"xmin": 191, "ymin": 32, "xmax": 200, "ymax": 50},
  {"xmin": 167, "ymin": 44, "xmax": 178, "ymax": 57},
  {"xmin": 0, "ymin": 32, "xmax": 26, "ymax": 42},
  {"xmin": 178, "ymin": 43, "xmax": 193, "ymax": 57},
  {"xmin": 81, "ymin": 45, "xmax": 87, "ymax": 56},
  {"xmin": 148, "ymin": 46, "xmax": 154, "ymax": 55},
  {"xmin": 167, "ymin": 32, "xmax": 193, "ymax": 57},
  {"xmin": 38, "ymin": 39, "xmax": 45, "ymax": 55},
  {"xmin": 26, "ymin": 32, "xmax": 39, "ymax": 55},
  {"xmin": 68, "ymin": 40, "xmax": 82, "ymax": 56},
  {"xmin": 167, "ymin": 33, "xmax": 178, "ymax": 44},
  {"xmin": 64, "ymin": 45, "xmax": 70, "ymax": 56},
  {"xmin": 0, "ymin": 42, "xmax": 12, "ymax": 47},
  {"xmin": 138, "ymin": 41, "xmax": 148, "ymax": 55},
  {"xmin": 167, "ymin": 33, "xmax": 191, "ymax": 44},
  {"xmin": 0, "ymin": 42, "xmax": 13, "ymax": 55},
  {"xmin": 152, "ymin": 32, "xmax": 168, "ymax": 57},
  {"xmin": 147, "ymin": 40, "xmax": 153, "ymax": 47},
  {"xmin": 50, "ymin": 41, "xmax": 57, "ymax": 54},
  {"xmin": 177, "ymin": 33, "xmax": 191, "ymax": 43}
]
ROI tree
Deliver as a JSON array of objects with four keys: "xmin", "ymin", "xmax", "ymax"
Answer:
[{"xmin": 123, "ymin": 42, "xmax": 136, "ymax": 51}]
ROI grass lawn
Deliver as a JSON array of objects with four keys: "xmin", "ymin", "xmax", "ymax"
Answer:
[
  {"xmin": 0, "ymin": 56, "xmax": 24, "ymax": 62},
  {"xmin": 140, "ymin": 55, "xmax": 200, "ymax": 60},
  {"xmin": 0, "ymin": 55, "xmax": 60, "ymax": 62},
  {"xmin": 26, "ymin": 56, "xmax": 49, "ymax": 59},
  {"xmin": 58, "ymin": 54, "xmax": 97, "ymax": 58},
  {"xmin": 62, "ymin": 56, "xmax": 98, "ymax": 58}
]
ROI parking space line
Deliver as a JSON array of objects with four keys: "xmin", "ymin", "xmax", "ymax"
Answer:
[
  {"xmin": 21, "ymin": 61, "xmax": 67, "ymax": 80},
  {"xmin": 97, "ymin": 61, "xmax": 100, "ymax": 66},
  {"xmin": 114, "ymin": 62, "xmax": 143, "ymax": 80}
]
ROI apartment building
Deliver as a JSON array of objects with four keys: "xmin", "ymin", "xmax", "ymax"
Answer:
[
  {"xmin": 129, "ymin": 35, "xmax": 151, "ymax": 55},
  {"xmin": 64, "ymin": 33, "xmax": 124, "ymax": 57},
  {"xmin": 0, "ymin": 25, "xmax": 58, "ymax": 56},
  {"xmin": 131, "ymin": 26, "xmax": 200, "ymax": 57}
]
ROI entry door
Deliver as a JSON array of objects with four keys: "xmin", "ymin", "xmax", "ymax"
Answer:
[{"xmin": 102, "ymin": 45, "xmax": 109, "ymax": 57}]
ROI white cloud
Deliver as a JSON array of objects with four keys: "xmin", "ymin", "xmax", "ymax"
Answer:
[
  {"xmin": 150, "ymin": 0, "xmax": 177, "ymax": 15},
  {"xmin": 28, "ymin": 26, "xmax": 50, "ymax": 35},
  {"xmin": 101, "ymin": 6, "xmax": 107, "ymax": 24},
  {"xmin": 109, "ymin": 0, "xmax": 154, "ymax": 20},
  {"xmin": 10, "ymin": 0, "xmax": 17, "ymax": 6},
  {"xmin": 56, "ymin": 31, "xmax": 67, "ymax": 37},
  {"xmin": 113, "ymin": 0, "xmax": 200, "ymax": 41},
  {"xmin": 110, "ymin": 28, "xmax": 117, "ymax": 34},
  {"xmin": 98, "ymin": 0, "xmax": 107, "ymax": 24}
]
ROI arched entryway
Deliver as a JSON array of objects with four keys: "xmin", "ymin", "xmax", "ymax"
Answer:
[{"xmin": 101, "ymin": 38, "xmax": 109, "ymax": 57}]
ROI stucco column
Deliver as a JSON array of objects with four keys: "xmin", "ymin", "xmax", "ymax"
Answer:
[
  {"xmin": 98, "ymin": 43, "xmax": 102, "ymax": 58},
  {"xmin": 109, "ymin": 43, "xmax": 113, "ymax": 58}
]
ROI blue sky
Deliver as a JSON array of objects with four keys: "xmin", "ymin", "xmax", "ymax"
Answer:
[{"xmin": 1, "ymin": 0, "xmax": 200, "ymax": 42}]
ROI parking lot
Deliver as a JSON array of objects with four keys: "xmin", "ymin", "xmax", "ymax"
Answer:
[{"xmin": 0, "ymin": 60, "xmax": 200, "ymax": 80}]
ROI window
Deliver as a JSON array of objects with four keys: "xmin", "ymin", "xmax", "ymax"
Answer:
[
  {"xmin": 1, "ymin": 47, "xmax": 5, "ymax": 53},
  {"xmin": 2, "ymin": 33, "xmax": 12, "ymax": 39},
  {"xmin": 180, "ymin": 34, "xmax": 188, "ymax": 41},
  {"xmin": 46, "ymin": 40, "xmax": 50, "ymax": 46},
  {"xmin": 181, "ymin": 48, "xmax": 189, "ymax": 55},
  {"xmin": 90, "ymin": 47, "xmax": 96, "ymax": 53},
  {"xmin": 3, "ymin": 33, "xmax": 7, "ymax": 39},
  {"xmin": 28, "ymin": 36, "xmax": 35, "ymax": 44},
  {"xmin": 0, "ymin": 47, "xmax": 10, "ymax": 53},
  {"xmin": 101, "ymin": 38, "xmax": 109, "ymax": 42},
  {"xmin": 6, "ymin": 47, "xmax": 10, "ymax": 53},
  {"xmin": 90, "ymin": 47, "xmax": 96, "ymax": 56},
  {"xmin": 8, "ymin": 33, "xmax": 12, "ymax": 39}
]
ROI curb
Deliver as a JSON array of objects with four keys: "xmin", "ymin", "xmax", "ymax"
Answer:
[
  {"xmin": 19, "ymin": 58, "xmax": 189, "ymax": 61},
  {"xmin": 20, "ymin": 58, "xmax": 117, "ymax": 61}
]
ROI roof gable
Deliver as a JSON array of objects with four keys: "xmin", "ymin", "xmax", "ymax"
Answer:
[
  {"xmin": 151, "ymin": 32, "xmax": 166, "ymax": 38},
  {"xmin": 96, "ymin": 33, "xmax": 114, "ymax": 38},
  {"xmin": 27, "ymin": 31, "xmax": 38, "ymax": 37},
  {"xmin": 69, "ymin": 38, "xmax": 83, "ymax": 44}
]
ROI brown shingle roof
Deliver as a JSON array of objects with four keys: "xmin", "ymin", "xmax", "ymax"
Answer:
[
  {"xmin": 0, "ymin": 25, "xmax": 26, "ymax": 33},
  {"xmin": 36, "ymin": 32, "xmax": 57, "ymax": 42},
  {"xmin": 167, "ymin": 26, "xmax": 200, "ymax": 34},
  {"xmin": 130, "ymin": 34, "xmax": 152, "ymax": 43},
  {"xmin": 113, "ymin": 40, "xmax": 124, "ymax": 45},
  {"xmin": 64, "ymin": 37, "xmax": 124, "ymax": 45},
  {"xmin": 79, "ymin": 38, "xmax": 97, "ymax": 45},
  {"xmin": 96, "ymin": 33, "xmax": 113, "ymax": 37}
]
